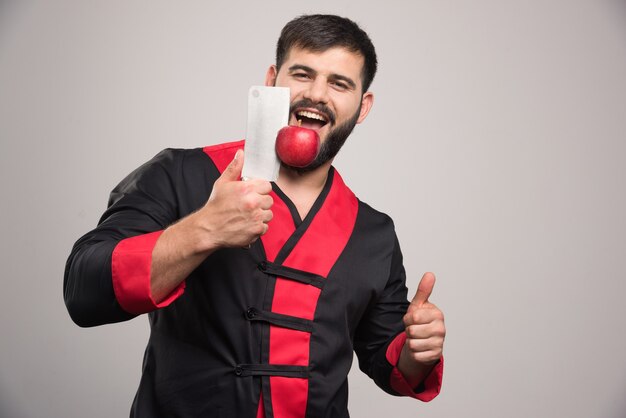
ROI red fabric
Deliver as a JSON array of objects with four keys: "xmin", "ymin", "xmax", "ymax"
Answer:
[
  {"xmin": 262, "ymin": 171, "xmax": 358, "ymax": 418},
  {"xmin": 269, "ymin": 377, "xmax": 308, "ymax": 418},
  {"xmin": 386, "ymin": 332, "xmax": 444, "ymax": 402},
  {"xmin": 111, "ymin": 231, "xmax": 185, "ymax": 314},
  {"xmin": 257, "ymin": 394, "xmax": 264, "ymax": 418},
  {"xmin": 202, "ymin": 140, "xmax": 245, "ymax": 173},
  {"xmin": 261, "ymin": 190, "xmax": 297, "ymax": 261}
]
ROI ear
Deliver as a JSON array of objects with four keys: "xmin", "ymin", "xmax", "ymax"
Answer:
[
  {"xmin": 265, "ymin": 65, "xmax": 278, "ymax": 87},
  {"xmin": 356, "ymin": 91, "xmax": 374, "ymax": 124}
]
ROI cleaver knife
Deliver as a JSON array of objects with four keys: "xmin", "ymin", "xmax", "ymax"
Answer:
[{"xmin": 241, "ymin": 86, "xmax": 290, "ymax": 181}]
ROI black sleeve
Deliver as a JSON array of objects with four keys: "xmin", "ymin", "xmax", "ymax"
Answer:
[
  {"xmin": 353, "ymin": 235, "xmax": 409, "ymax": 396},
  {"xmin": 63, "ymin": 149, "xmax": 186, "ymax": 327}
]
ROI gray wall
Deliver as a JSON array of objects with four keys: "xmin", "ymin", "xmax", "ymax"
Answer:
[{"xmin": 1, "ymin": 1, "xmax": 625, "ymax": 417}]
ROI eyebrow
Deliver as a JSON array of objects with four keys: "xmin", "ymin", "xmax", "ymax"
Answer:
[{"xmin": 288, "ymin": 64, "xmax": 357, "ymax": 90}]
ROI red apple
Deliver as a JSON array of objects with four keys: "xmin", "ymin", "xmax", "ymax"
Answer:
[{"xmin": 275, "ymin": 125, "xmax": 320, "ymax": 168}]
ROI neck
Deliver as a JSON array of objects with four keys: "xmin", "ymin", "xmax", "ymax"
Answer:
[
  {"xmin": 277, "ymin": 161, "xmax": 331, "ymax": 190},
  {"xmin": 276, "ymin": 161, "xmax": 333, "ymax": 219}
]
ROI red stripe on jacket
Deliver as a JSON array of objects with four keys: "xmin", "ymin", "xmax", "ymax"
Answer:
[{"xmin": 263, "ymin": 171, "xmax": 358, "ymax": 418}]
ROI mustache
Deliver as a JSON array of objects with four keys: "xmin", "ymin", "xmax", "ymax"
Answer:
[{"xmin": 289, "ymin": 99, "xmax": 336, "ymax": 126}]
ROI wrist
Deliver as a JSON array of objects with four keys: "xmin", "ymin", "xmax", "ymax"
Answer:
[
  {"xmin": 168, "ymin": 211, "xmax": 220, "ymax": 257},
  {"xmin": 398, "ymin": 344, "xmax": 438, "ymax": 388}
]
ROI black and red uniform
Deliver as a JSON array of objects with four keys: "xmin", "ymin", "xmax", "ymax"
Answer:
[{"xmin": 64, "ymin": 140, "xmax": 443, "ymax": 418}]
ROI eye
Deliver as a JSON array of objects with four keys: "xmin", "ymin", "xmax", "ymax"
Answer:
[
  {"xmin": 293, "ymin": 72, "xmax": 310, "ymax": 80},
  {"xmin": 331, "ymin": 81, "xmax": 349, "ymax": 90}
]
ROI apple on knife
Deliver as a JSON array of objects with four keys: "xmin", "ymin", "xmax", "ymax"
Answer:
[
  {"xmin": 275, "ymin": 122, "xmax": 320, "ymax": 168},
  {"xmin": 242, "ymin": 86, "xmax": 320, "ymax": 181}
]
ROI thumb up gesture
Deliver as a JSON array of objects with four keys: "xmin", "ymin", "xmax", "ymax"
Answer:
[{"xmin": 402, "ymin": 272, "xmax": 446, "ymax": 366}]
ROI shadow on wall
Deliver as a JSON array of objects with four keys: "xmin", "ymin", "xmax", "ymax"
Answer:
[
  {"xmin": 0, "ymin": 0, "xmax": 22, "ymax": 51},
  {"xmin": 0, "ymin": 391, "xmax": 26, "ymax": 418}
]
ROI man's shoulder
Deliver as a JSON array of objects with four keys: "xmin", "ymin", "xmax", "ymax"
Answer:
[
  {"xmin": 154, "ymin": 139, "xmax": 244, "ymax": 158},
  {"xmin": 355, "ymin": 197, "xmax": 396, "ymax": 232},
  {"xmin": 201, "ymin": 140, "xmax": 245, "ymax": 172},
  {"xmin": 147, "ymin": 140, "xmax": 244, "ymax": 171},
  {"xmin": 202, "ymin": 139, "xmax": 245, "ymax": 155},
  {"xmin": 331, "ymin": 168, "xmax": 395, "ymax": 231}
]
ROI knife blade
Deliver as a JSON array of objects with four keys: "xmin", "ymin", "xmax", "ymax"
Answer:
[{"xmin": 241, "ymin": 86, "xmax": 290, "ymax": 181}]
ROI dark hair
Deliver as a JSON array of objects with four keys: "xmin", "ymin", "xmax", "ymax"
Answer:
[{"xmin": 276, "ymin": 14, "xmax": 378, "ymax": 93}]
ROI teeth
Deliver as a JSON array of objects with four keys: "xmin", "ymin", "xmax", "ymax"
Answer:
[{"xmin": 297, "ymin": 110, "xmax": 326, "ymax": 122}]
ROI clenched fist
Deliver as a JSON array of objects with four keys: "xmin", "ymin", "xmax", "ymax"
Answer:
[{"xmin": 200, "ymin": 149, "xmax": 274, "ymax": 248}]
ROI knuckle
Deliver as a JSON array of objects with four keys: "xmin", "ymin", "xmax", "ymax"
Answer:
[
  {"xmin": 405, "ymin": 325, "xmax": 416, "ymax": 338},
  {"xmin": 408, "ymin": 339, "xmax": 421, "ymax": 351},
  {"xmin": 408, "ymin": 325, "xmax": 422, "ymax": 339},
  {"xmin": 242, "ymin": 182, "xmax": 255, "ymax": 194},
  {"xmin": 435, "ymin": 338, "xmax": 444, "ymax": 351},
  {"xmin": 242, "ymin": 195, "xmax": 259, "ymax": 211},
  {"xmin": 242, "ymin": 200, "xmax": 256, "ymax": 211},
  {"xmin": 248, "ymin": 224, "xmax": 261, "ymax": 236},
  {"xmin": 439, "ymin": 324, "xmax": 447, "ymax": 337},
  {"xmin": 251, "ymin": 179, "xmax": 272, "ymax": 193},
  {"xmin": 261, "ymin": 180, "xmax": 272, "ymax": 193}
]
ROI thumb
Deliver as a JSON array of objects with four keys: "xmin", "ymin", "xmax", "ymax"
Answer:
[
  {"xmin": 220, "ymin": 149, "xmax": 244, "ymax": 182},
  {"xmin": 411, "ymin": 272, "xmax": 436, "ymax": 307}
]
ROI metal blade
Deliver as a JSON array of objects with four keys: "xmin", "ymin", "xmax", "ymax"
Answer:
[{"xmin": 241, "ymin": 86, "xmax": 290, "ymax": 181}]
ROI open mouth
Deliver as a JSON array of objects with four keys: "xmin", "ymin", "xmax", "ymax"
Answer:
[{"xmin": 294, "ymin": 109, "xmax": 329, "ymax": 130}]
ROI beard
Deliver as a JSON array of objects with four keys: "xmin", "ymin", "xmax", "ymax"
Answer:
[{"xmin": 283, "ymin": 102, "xmax": 362, "ymax": 174}]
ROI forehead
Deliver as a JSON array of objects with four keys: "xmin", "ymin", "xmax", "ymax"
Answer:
[{"xmin": 280, "ymin": 47, "xmax": 365, "ymax": 86}]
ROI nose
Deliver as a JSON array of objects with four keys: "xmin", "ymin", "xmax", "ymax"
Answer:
[{"xmin": 303, "ymin": 78, "xmax": 329, "ymax": 104}]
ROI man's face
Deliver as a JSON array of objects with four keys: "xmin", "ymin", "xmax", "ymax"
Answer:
[{"xmin": 265, "ymin": 47, "xmax": 374, "ymax": 171}]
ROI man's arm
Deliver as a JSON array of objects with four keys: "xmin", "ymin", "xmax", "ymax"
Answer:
[
  {"xmin": 149, "ymin": 150, "xmax": 273, "ymax": 302},
  {"xmin": 353, "ymin": 235, "xmax": 444, "ymax": 400},
  {"xmin": 64, "ymin": 148, "xmax": 272, "ymax": 325}
]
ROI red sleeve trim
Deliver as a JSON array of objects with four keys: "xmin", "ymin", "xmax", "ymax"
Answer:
[
  {"xmin": 386, "ymin": 332, "xmax": 444, "ymax": 402},
  {"xmin": 111, "ymin": 231, "xmax": 185, "ymax": 314}
]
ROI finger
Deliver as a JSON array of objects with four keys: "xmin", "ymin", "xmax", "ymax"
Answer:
[
  {"xmin": 407, "ymin": 348, "xmax": 443, "ymax": 365},
  {"xmin": 260, "ymin": 208, "xmax": 273, "ymax": 223},
  {"xmin": 259, "ymin": 195, "xmax": 274, "ymax": 210},
  {"xmin": 405, "ymin": 321, "xmax": 446, "ymax": 339},
  {"xmin": 405, "ymin": 323, "xmax": 431, "ymax": 339},
  {"xmin": 404, "ymin": 304, "xmax": 444, "ymax": 326},
  {"xmin": 405, "ymin": 323, "xmax": 434, "ymax": 339},
  {"xmin": 220, "ymin": 149, "xmax": 244, "ymax": 182},
  {"xmin": 411, "ymin": 272, "xmax": 436, "ymax": 307},
  {"xmin": 406, "ymin": 337, "xmax": 440, "ymax": 353},
  {"xmin": 248, "ymin": 179, "xmax": 273, "ymax": 195}
]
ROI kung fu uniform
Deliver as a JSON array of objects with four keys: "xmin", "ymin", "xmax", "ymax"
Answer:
[{"xmin": 64, "ymin": 140, "xmax": 443, "ymax": 418}]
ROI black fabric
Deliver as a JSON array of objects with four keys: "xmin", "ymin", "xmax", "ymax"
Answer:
[
  {"xmin": 244, "ymin": 307, "xmax": 314, "ymax": 332},
  {"xmin": 64, "ymin": 147, "xmax": 411, "ymax": 417},
  {"xmin": 235, "ymin": 364, "xmax": 310, "ymax": 378},
  {"xmin": 258, "ymin": 261, "xmax": 326, "ymax": 289}
]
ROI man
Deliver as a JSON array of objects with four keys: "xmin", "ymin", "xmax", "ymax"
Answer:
[{"xmin": 64, "ymin": 14, "xmax": 445, "ymax": 417}]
